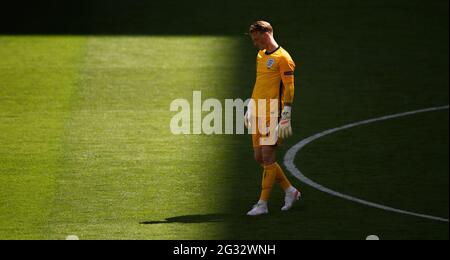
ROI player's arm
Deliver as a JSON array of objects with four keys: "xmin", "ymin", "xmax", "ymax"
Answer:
[
  {"xmin": 277, "ymin": 55, "xmax": 296, "ymax": 138},
  {"xmin": 280, "ymin": 56, "xmax": 295, "ymax": 106},
  {"xmin": 245, "ymin": 52, "xmax": 261, "ymax": 129}
]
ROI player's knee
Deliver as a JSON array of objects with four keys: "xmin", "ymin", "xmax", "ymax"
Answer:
[
  {"xmin": 254, "ymin": 154, "xmax": 264, "ymax": 165},
  {"xmin": 262, "ymin": 156, "xmax": 276, "ymax": 166},
  {"xmin": 261, "ymin": 146, "xmax": 276, "ymax": 166}
]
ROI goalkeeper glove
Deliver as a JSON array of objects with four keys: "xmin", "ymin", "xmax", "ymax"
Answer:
[{"xmin": 277, "ymin": 106, "xmax": 293, "ymax": 139}]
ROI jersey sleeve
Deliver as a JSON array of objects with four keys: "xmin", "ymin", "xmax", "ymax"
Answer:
[{"xmin": 279, "ymin": 55, "xmax": 296, "ymax": 104}]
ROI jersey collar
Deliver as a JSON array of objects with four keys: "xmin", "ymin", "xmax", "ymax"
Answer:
[{"xmin": 265, "ymin": 46, "xmax": 281, "ymax": 55}]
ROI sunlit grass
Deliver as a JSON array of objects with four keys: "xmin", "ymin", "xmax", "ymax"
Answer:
[{"xmin": 0, "ymin": 36, "xmax": 245, "ymax": 239}]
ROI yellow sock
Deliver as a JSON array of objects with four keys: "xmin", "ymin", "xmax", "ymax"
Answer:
[
  {"xmin": 275, "ymin": 162, "xmax": 292, "ymax": 192},
  {"xmin": 259, "ymin": 163, "xmax": 277, "ymax": 201}
]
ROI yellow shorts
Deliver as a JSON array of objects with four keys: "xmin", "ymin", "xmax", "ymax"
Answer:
[{"xmin": 251, "ymin": 117, "xmax": 282, "ymax": 148}]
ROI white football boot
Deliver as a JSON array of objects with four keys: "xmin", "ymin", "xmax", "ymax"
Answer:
[
  {"xmin": 281, "ymin": 188, "xmax": 301, "ymax": 211},
  {"xmin": 247, "ymin": 201, "xmax": 269, "ymax": 216}
]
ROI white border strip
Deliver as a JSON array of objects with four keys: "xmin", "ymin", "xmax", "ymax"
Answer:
[{"xmin": 284, "ymin": 105, "xmax": 449, "ymax": 223}]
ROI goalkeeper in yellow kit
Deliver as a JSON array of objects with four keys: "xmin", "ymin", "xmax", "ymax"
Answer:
[{"xmin": 245, "ymin": 21, "xmax": 301, "ymax": 216}]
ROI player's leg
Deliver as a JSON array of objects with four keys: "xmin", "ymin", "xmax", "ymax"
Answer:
[
  {"xmin": 248, "ymin": 118, "xmax": 299, "ymax": 215},
  {"xmin": 261, "ymin": 145, "xmax": 301, "ymax": 211},
  {"xmin": 258, "ymin": 145, "xmax": 277, "ymax": 201},
  {"xmin": 261, "ymin": 145, "xmax": 276, "ymax": 165},
  {"xmin": 247, "ymin": 137, "xmax": 270, "ymax": 215},
  {"xmin": 274, "ymin": 162, "xmax": 292, "ymax": 191},
  {"xmin": 253, "ymin": 146, "xmax": 264, "ymax": 166},
  {"xmin": 279, "ymin": 166, "xmax": 301, "ymax": 210},
  {"xmin": 262, "ymin": 145, "xmax": 292, "ymax": 189}
]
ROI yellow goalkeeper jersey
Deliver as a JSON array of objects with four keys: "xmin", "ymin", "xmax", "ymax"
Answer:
[{"xmin": 251, "ymin": 46, "xmax": 295, "ymax": 117}]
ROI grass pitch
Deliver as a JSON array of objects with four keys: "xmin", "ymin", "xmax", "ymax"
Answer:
[{"xmin": 0, "ymin": 0, "xmax": 448, "ymax": 240}]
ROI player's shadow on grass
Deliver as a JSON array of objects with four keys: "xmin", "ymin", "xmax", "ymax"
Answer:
[{"xmin": 140, "ymin": 214, "xmax": 229, "ymax": 225}]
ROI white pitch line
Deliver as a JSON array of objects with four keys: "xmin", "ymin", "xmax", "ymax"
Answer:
[{"xmin": 284, "ymin": 105, "xmax": 449, "ymax": 223}]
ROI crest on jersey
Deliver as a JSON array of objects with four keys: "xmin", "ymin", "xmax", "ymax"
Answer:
[{"xmin": 266, "ymin": 58, "xmax": 275, "ymax": 69}]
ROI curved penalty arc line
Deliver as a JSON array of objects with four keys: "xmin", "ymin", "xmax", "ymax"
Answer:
[{"xmin": 284, "ymin": 105, "xmax": 450, "ymax": 223}]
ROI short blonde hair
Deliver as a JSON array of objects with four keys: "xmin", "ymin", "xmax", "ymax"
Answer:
[{"xmin": 249, "ymin": 21, "xmax": 273, "ymax": 34}]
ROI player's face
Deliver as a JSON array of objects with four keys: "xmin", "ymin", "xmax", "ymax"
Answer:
[{"xmin": 251, "ymin": 32, "xmax": 267, "ymax": 50}]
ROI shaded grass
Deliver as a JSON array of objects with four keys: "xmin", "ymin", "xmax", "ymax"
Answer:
[
  {"xmin": 221, "ymin": 0, "xmax": 449, "ymax": 240},
  {"xmin": 298, "ymin": 111, "xmax": 449, "ymax": 219}
]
